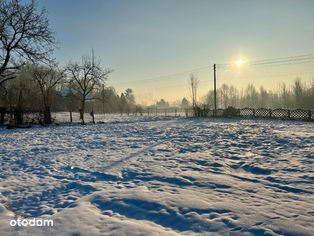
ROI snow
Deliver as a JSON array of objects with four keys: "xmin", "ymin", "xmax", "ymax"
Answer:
[{"xmin": 0, "ymin": 116, "xmax": 313, "ymax": 235}]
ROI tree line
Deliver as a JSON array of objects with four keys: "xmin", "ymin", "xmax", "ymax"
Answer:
[
  {"xmin": 0, "ymin": 0, "xmax": 139, "ymax": 125},
  {"xmin": 154, "ymin": 75, "xmax": 314, "ymax": 117},
  {"xmin": 203, "ymin": 78, "xmax": 314, "ymax": 110}
]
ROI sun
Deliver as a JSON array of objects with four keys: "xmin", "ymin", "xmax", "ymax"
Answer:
[{"xmin": 235, "ymin": 59, "xmax": 244, "ymax": 67}]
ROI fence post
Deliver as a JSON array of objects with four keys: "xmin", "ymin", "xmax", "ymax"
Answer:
[
  {"xmin": 287, "ymin": 110, "xmax": 291, "ymax": 119},
  {"xmin": 70, "ymin": 110, "xmax": 73, "ymax": 122},
  {"xmin": 269, "ymin": 109, "xmax": 272, "ymax": 118},
  {"xmin": 253, "ymin": 108, "xmax": 256, "ymax": 117},
  {"xmin": 309, "ymin": 110, "xmax": 312, "ymax": 121}
]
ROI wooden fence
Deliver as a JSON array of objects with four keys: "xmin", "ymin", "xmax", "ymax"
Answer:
[
  {"xmin": 0, "ymin": 107, "xmax": 313, "ymax": 126},
  {"xmin": 140, "ymin": 107, "xmax": 314, "ymax": 121},
  {"xmin": 236, "ymin": 107, "xmax": 313, "ymax": 121}
]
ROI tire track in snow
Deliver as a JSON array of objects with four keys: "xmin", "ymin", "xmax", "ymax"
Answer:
[{"xmin": 102, "ymin": 118, "xmax": 196, "ymax": 176}]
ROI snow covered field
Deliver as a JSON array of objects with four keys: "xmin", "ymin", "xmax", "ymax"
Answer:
[{"xmin": 0, "ymin": 116, "xmax": 313, "ymax": 235}]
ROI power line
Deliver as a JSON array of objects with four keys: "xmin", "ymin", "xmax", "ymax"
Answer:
[
  {"xmin": 111, "ymin": 52, "xmax": 314, "ymax": 87},
  {"xmin": 248, "ymin": 53, "xmax": 314, "ymax": 63},
  {"xmin": 217, "ymin": 53, "xmax": 314, "ymax": 68},
  {"xmin": 132, "ymin": 79, "xmax": 211, "ymax": 93},
  {"xmin": 217, "ymin": 59, "xmax": 314, "ymax": 68},
  {"xmin": 112, "ymin": 66, "xmax": 209, "ymax": 86},
  {"xmin": 132, "ymin": 69, "xmax": 314, "ymax": 93},
  {"xmin": 250, "ymin": 58, "xmax": 314, "ymax": 67},
  {"xmin": 124, "ymin": 69, "xmax": 314, "ymax": 93}
]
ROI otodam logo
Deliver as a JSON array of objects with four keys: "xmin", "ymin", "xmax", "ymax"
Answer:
[{"xmin": 10, "ymin": 218, "xmax": 54, "ymax": 227}]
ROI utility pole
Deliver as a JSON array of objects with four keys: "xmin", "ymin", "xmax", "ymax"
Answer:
[{"xmin": 213, "ymin": 64, "xmax": 217, "ymax": 116}]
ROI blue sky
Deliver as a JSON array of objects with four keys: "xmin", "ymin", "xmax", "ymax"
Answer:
[{"xmin": 39, "ymin": 0, "xmax": 314, "ymax": 104}]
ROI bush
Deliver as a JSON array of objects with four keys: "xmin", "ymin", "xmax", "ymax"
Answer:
[
  {"xmin": 194, "ymin": 105, "xmax": 209, "ymax": 117},
  {"xmin": 223, "ymin": 106, "xmax": 240, "ymax": 117}
]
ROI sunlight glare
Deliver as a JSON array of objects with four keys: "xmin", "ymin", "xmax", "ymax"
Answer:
[{"xmin": 235, "ymin": 59, "xmax": 244, "ymax": 67}]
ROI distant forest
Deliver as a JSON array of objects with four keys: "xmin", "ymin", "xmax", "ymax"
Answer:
[{"xmin": 204, "ymin": 78, "xmax": 314, "ymax": 110}]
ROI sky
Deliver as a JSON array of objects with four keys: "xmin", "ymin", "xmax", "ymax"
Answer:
[{"xmin": 38, "ymin": 0, "xmax": 314, "ymax": 104}]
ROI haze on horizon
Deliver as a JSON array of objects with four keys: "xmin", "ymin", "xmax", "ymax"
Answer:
[{"xmin": 39, "ymin": 0, "xmax": 314, "ymax": 105}]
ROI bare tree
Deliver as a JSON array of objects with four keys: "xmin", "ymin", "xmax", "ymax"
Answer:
[
  {"xmin": 293, "ymin": 78, "xmax": 304, "ymax": 108},
  {"xmin": 190, "ymin": 74, "xmax": 199, "ymax": 115},
  {"xmin": 94, "ymin": 85, "xmax": 119, "ymax": 114},
  {"xmin": 3, "ymin": 66, "xmax": 40, "ymax": 124},
  {"xmin": 220, "ymin": 84, "xmax": 229, "ymax": 109},
  {"xmin": 67, "ymin": 52, "xmax": 112, "ymax": 124},
  {"xmin": 0, "ymin": 0, "xmax": 56, "ymax": 86},
  {"xmin": 124, "ymin": 88, "xmax": 135, "ymax": 115},
  {"xmin": 259, "ymin": 86, "xmax": 269, "ymax": 108},
  {"xmin": 244, "ymin": 84, "xmax": 259, "ymax": 108},
  {"xmin": 33, "ymin": 64, "xmax": 65, "ymax": 124},
  {"xmin": 181, "ymin": 97, "xmax": 190, "ymax": 108},
  {"xmin": 279, "ymin": 83, "xmax": 291, "ymax": 108},
  {"xmin": 118, "ymin": 93, "xmax": 127, "ymax": 115}
]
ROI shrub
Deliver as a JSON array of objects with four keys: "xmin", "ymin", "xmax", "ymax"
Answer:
[{"xmin": 223, "ymin": 106, "xmax": 240, "ymax": 117}]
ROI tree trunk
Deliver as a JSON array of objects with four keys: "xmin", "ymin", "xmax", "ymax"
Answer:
[
  {"xmin": 44, "ymin": 106, "xmax": 51, "ymax": 124},
  {"xmin": 90, "ymin": 109, "xmax": 95, "ymax": 124},
  {"xmin": 0, "ymin": 107, "xmax": 6, "ymax": 126},
  {"xmin": 80, "ymin": 99, "xmax": 85, "ymax": 124},
  {"xmin": 14, "ymin": 108, "xmax": 23, "ymax": 125}
]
